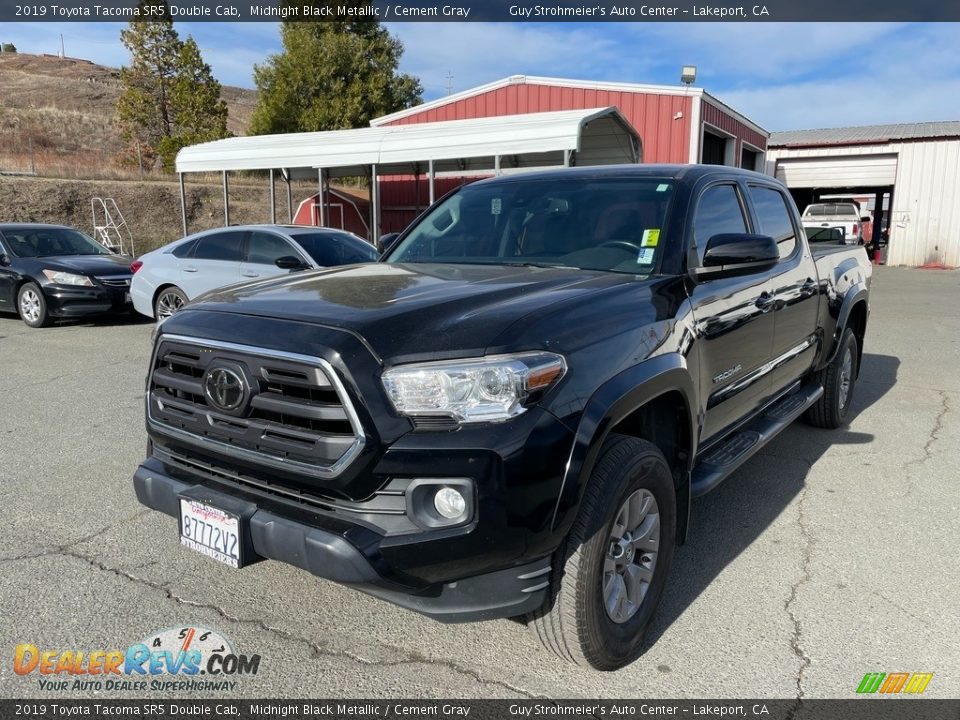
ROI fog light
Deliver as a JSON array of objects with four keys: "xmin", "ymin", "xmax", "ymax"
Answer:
[{"xmin": 433, "ymin": 487, "xmax": 466, "ymax": 519}]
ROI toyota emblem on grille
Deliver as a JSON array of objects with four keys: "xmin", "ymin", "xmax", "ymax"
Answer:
[{"xmin": 204, "ymin": 367, "xmax": 246, "ymax": 412}]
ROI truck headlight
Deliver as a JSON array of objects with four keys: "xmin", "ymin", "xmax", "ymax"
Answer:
[
  {"xmin": 382, "ymin": 352, "xmax": 566, "ymax": 424},
  {"xmin": 42, "ymin": 269, "xmax": 93, "ymax": 287}
]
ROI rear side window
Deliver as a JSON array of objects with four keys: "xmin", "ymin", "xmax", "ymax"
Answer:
[
  {"xmin": 246, "ymin": 231, "xmax": 296, "ymax": 265},
  {"xmin": 694, "ymin": 184, "xmax": 748, "ymax": 261},
  {"xmin": 749, "ymin": 186, "xmax": 798, "ymax": 259},
  {"xmin": 171, "ymin": 239, "xmax": 198, "ymax": 258},
  {"xmin": 192, "ymin": 232, "xmax": 244, "ymax": 261}
]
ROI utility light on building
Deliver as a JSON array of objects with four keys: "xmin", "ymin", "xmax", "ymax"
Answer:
[{"xmin": 681, "ymin": 65, "xmax": 697, "ymax": 85}]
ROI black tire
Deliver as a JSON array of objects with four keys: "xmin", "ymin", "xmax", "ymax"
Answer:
[
  {"xmin": 529, "ymin": 434, "xmax": 676, "ymax": 670},
  {"xmin": 17, "ymin": 282, "xmax": 52, "ymax": 328},
  {"xmin": 805, "ymin": 327, "xmax": 859, "ymax": 429},
  {"xmin": 154, "ymin": 286, "xmax": 187, "ymax": 321}
]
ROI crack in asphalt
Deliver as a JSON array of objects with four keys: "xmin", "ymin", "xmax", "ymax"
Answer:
[
  {"xmin": 0, "ymin": 509, "xmax": 151, "ymax": 563},
  {"xmin": 783, "ymin": 470, "xmax": 813, "ymax": 719},
  {"xmin": 5, "ymin": 548, "xmax": 543, "ymax": 698},
  {"xmin": 902, "ymin": 391, "xmax": 951, "ymax": 496}
]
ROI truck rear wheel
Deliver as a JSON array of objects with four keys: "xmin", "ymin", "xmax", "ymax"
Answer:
[
  {"xmin": 529, "ymin": 434, "xmax": 676, "ymax": 670},
  {"xmin": 806, "ymin": 327, "xmax": 859, "ymax": 429}
]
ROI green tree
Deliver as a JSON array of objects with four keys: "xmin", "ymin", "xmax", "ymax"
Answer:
[
  {"xmin": 2, "ymin": 43, "xmax": 18, "ymax": 53},
  {"xmin": 250, "ymin": 9, "xmax": 422, "ymax": 135},
  {"xmin": 117, "ymin": 3, "xmax": 229, "ymax": 171}
]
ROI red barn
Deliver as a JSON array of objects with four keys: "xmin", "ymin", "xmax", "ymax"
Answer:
[
  {"xmin": 293, "ymin": 186, "xmax": 371, "ymax": 239},
  {"xmin": 370, "ymin": 75, "xmax": 768, "ymax": 232}
]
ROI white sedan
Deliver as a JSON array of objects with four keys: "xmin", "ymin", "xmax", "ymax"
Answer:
[{"xmin": 131, "ymin": 224, "xmax": 379, "ymax": 320}]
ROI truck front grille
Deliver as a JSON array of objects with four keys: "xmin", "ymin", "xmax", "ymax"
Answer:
[{"xmin": 147, "ymin": 336, "xmax": 365, "ymax": 478}]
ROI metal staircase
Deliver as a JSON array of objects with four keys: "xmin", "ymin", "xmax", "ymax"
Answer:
[{"xmin": 91, "ymin": 198, "xmax": 134, "ymax": 256}]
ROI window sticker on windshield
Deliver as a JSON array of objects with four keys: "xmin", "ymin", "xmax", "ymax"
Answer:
[
  {"xmin": 641, "ymin": 229, "xmax": 660, "ymax": 247},
  {"xmin": 491, "ymin": 198, "xmax": 502, "ymax": 215},
  {"xmin": 637, "ymin": 247, "xmax": 655, "ymax": 264},
  {"xmin": 656, "ymin": 184, "xmax": 670, "ymax": 192}
]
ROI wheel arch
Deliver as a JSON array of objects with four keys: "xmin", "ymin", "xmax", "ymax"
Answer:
[
  {"xmin": 822, "ymin": 288, "xmax": 869, "ymax": 376},
  {"xmin": 551, "ymin": 354, "xmax": 698, "ymax": 545}
]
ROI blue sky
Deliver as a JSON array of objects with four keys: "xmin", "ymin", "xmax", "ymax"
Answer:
[{"xmin": 9, "ymin": 22, "xmax": 960, "ymax": 130}]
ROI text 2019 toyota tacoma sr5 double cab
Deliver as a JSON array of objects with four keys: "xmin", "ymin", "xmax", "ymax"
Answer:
[{"xmin": 133, "ymin": 165, "xmax": 871, "ymax": 670}]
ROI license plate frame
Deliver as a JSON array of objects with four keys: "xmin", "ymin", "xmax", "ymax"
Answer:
[{"xmin": 178, "ymin": 498, "xmax": 244, "ymax": 568}]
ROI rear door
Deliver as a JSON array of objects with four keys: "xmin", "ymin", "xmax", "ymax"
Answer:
[
  {"xmin": 240, "ymin": 230, "xmax": 309, "ymax": 281},
  {"xmin": 178, "ymin": 230, "xmax": 246, "ymax": 299},
  {"xmin": 746, "ymin": 183, "xmax": 820, "ymax": 394},
  {"xmin": 686, "ymin": 181, "xmax": 776, "ymax": 443}
]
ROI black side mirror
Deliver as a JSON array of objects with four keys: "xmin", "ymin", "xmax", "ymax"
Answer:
[
  {"xmin": 275, "ymin": 255, "xmax": 309, "ymax": 271},
  {"xmin": 0, "ymin": 253, "xmax": 9, "ymax": 267},
  {"xmin": 695, "ymin": 233, "xmax": 779, "ymax": 279},
  {"xmin": 378, "ymin": 233, "xmax": 401, "ymax": 255}
]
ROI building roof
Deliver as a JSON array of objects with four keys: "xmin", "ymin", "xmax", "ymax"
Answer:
[
  {"xmin": 769, "ymin": 121, "xmax": 960, "ymax": 148},
  {"xmin": 175, "ymin": 107, "xmax": 640, "ymax": 178},
  {"xmin": 370, "ymin": 74, "xmax": 768, "ymax": 138}
]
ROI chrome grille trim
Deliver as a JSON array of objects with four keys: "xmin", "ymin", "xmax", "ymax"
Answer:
[
  {"xmin": 97, "ymin": 275, "xmax": 132, "ymax": 288},
  {"xmin": 146, "ymin": 334, "xmax": 366, "ymax": 479}
]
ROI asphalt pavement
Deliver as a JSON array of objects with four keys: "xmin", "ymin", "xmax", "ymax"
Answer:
[{"xmin": 1, "ymin": 266, "xmax": 958, "ymax": 699}]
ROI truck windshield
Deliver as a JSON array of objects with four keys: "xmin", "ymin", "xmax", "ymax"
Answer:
[{"xmin": 387, "ymin": 177, "xmax": 674, "ymax": 275}]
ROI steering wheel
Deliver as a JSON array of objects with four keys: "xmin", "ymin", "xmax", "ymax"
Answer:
[{"xmin": 598, "ymin": 240, "xmax": 642, "ymax": 253}]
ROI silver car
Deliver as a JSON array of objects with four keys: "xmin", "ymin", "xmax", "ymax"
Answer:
[{"xmin": 130, "ymin": 225, "xmax": 379, "ymax": 320}]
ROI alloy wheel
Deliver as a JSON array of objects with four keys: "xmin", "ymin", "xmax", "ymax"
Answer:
[{"xmin": 602, "ymin": 488, "xmax": 661, "ymax": 624}]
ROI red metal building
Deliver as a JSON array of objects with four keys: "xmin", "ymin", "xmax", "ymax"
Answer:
[{"xmin": 370, "ymin": 75, "xmax": 768, "ymax": 232}]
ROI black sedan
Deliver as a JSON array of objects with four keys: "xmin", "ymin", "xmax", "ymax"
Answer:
[{"xmin": 0, "ymin": 224, "xmax": 135, "ymax": 328}]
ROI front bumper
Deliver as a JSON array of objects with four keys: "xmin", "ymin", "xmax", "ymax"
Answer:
[
  {"xmin": 45, "ymin": 283, "xmax": 131, "ymax": 318},
  {"xmin": 133, "ymin": 458, "xmax": 552, "ymax": 622}
]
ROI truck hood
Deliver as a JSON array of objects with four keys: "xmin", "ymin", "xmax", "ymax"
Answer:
[{"xmin": 184, "ymin": 262, "xmax": 640, "ymax": 363}]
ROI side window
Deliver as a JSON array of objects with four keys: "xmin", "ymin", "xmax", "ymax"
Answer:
[
  {"xmin": 246, "ymin": 231, "xmax": 296, "ymax": 265},
  {"xmin": 749, "ymin": 186, "xmax": 798, "ymax": 260},
  {"xmin": 693, "ymin": 184, "xmax": 748, "ymax": 262},
  {"xmin": 171, "ymin": 239, "xmax": 198, "ymax": 258},
  {"xmin": 192, "ymin": 232, "xmax": 243, "ymax": 262}
]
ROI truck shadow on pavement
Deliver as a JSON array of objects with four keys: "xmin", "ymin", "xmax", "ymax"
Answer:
[{"xmin": 641, "ymin": 352, "xmax": 900, "ymax": 650}]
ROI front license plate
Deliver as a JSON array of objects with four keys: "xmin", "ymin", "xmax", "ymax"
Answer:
[
  {"xmin": 124, "ymin": 292, "xmax": 131, "ymax": 303},
  {"xmin": 179, "ymin": 499, "xmax": 242, "ymax": 568}
]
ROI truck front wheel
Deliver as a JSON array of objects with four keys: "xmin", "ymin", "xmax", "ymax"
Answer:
[{"xmin": 529, "ymin": 435, "xmax": 676, "ymax": 670}]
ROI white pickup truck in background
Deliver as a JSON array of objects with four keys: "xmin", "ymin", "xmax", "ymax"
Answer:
[{"xmin": 801, "ymin": 202, "xmax": 865, "ymax": 245}]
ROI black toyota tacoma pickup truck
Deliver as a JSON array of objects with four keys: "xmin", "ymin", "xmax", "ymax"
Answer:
[{"xmin": 133, "ymin": 165, "xmax": 871, "ymax": 670}]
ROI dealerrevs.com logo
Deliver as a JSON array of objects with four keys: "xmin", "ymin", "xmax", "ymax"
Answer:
[
  {"xmin": 13, "ymin": 626, "xmax": 260, "ymax": 692},
  {"xmin": 856, "ymin": 672, "xmax": 934, "ymax": 695}
]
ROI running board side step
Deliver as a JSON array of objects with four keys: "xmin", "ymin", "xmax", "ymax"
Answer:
[{"xmin": 690, "ymin": 381, "xmax": 824, "ymax": 497}]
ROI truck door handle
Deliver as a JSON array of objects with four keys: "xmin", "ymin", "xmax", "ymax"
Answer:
[
  {"xmin": 183, "ymin": 267, "xmax": 198, "ymax": 273},
  {"xmin": 755, "ymin": 292, "xmax": 775, "ymax": 312},
  {"xmin": 800, "ymin": 278, "xmax": 817, "ymax": 296},
  {"xmin": 241, "ymin": 271, "xmax": 259, "ymax": 278}
]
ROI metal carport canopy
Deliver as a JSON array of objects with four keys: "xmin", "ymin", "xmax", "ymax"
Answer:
[
  {"xmin": 174, "ymin": 107, "xmax": 640, "ymax": 178},
  {"xmin": 173, "ymin": 107, "xmax": 639, "ymax": 241}
]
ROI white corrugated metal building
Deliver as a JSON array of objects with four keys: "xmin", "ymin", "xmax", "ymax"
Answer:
[{"xmin": 766, "ymin": 122, "xmax": 960, "ymax": 267}]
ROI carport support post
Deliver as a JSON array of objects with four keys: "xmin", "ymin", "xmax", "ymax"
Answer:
[
  {"xmin": 269, "ymin": 169, "xmax": 276, "ymax": 224},
  {"xmin": 317, "ymin": 169, "xmax": 325, "ymax": 226},
  {"xmin": 428, "ymin": 159, "xmax": 435, "ymax": 205},
  {"xmin": 178, "ymin": 172, "xmax": 188, "ymax": 236},
  {"xmin": 284, "ymin": 171, "xmax": 293, "ymax": 224},
  {"xmin": 222, "ymin": 171, "xmax": 230, "ymax": 226},
  {"xmin": 370, "ymin": 164, "xmax": 380, "ymax": 244}
]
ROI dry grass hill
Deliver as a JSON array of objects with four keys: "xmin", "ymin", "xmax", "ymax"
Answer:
[
  {"xmin": 0, "ymin": 51, "xmax": 317, "ymax": 254},
  {"xmin": 0, "ymin": 52, "xmax": 257, "ymax": 178}
]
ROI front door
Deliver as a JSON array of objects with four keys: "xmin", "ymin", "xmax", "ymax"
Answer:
[{"xmin": 686, "ymin": 182, "xmax": 776, "ymax": 443}]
